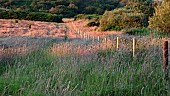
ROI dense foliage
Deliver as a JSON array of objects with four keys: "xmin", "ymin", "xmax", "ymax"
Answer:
[
  {"xmin": 0, "ymin": 9, "xmax": 63, "ymax": 22},
  {"xmin": 99, "ymin": 7, "xmax": 148, "ymax": 31},
  {"xmin": 99, "ymin": 1, "xmax": 154, "ymax": 31},
  {"xmin": 0, "ymin": 0, "xmax": 122, "ymax": 17},
  {"xmin": 74, "ymin": 14, "xmax": 100, "ymax": 20},
  {"xmin": 149, "ymin": 1, "xmax": 170, "ymax": 33}
]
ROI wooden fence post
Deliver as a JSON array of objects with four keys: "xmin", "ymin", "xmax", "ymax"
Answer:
[
  {"xmin": 163, "ymin": 41, "xmax": 168, "ymax": 72},
  {"xmin": 88, "ymin": 34, "xmax": 90, "ymax": 40},
  {"xmin": 87, "ymin": 34, "xmax": 89, "ymax": 40},
  {"xmin": 133, "ymin": 38, "xmax": 136, "ymax": 57},
  {"xmin": 105, "ymin": 37, "xmax": 107, "ymax": 48},
  {"xmin": 98, "ymin": 36, "xmax": 100, "ymax": 49},
  {"xmin": 80, "ymin": 33, "xmax": 82, "ymax": 38},
  {"xmin": 85, "ymin": 33, "xmax": 87, "ymax": 40},
  {"xmin": 150, "ymin": 32, "xmax": 153, "ymax": 42},
  {"xmin": 83, "ymin": 33, "xmax": 85, "ymax": 39},
  {"xmin": 98, "ymin": 36, "xmax": 100, "ymax": 42},
  {"xmin": 163, "ymin": 40, "xmax": 169, "ymax": 93},
  {"xmin": 104, "ymin": 37, "xmax": 107, "ymax": 42},
  {"xmin": 117, "ymin": 37, "xmax": 119, "ymax": 50}
]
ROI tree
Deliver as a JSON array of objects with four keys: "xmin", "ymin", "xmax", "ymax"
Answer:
[{"xmin": 149, "ymin": 1, "xmax": 170, "ymax": 33}]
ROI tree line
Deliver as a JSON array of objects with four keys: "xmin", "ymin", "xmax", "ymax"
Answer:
[
  {"xmin": 1, "ymin": 0, "xmax": 169, "ymax": 33},
  {"xmin": 0, "ymin": 0, "xmax": 123, "ymax": 17}
]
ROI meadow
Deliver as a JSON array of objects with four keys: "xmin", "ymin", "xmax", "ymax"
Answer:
[
  {"xmin": 0, "ymin": 0, "xmax": 170, "ymax": 95},
  {"xmin": 0, "ymin": 34, "xmax": 169, "ymax": 96}
]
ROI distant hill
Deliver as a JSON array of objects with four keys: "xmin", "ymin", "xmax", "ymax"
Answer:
[
  {"xmin": 0, "ymin": 0, "xmax": 156, "ymax": 23},
  {"xmin": 0, "ymin": 0, "xmax": 123, "ymax": 17}
]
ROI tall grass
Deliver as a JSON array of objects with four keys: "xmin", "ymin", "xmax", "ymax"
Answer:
[{"xmin": 0, "ymin": 36, "xmax": 169, "ymax": 96}]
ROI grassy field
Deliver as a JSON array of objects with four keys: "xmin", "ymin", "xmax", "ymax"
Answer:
[{"xmin": 0, "ymin": 35, "xmax": 169, "ymax": 96}]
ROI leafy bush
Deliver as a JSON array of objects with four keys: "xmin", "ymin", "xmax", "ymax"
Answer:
[
  {"xmin": 104, "ymin": 24, "xmax": 123, "ymax": 31},
  {"xmin": 26, "ymin": 12, "xmax": 63, "ymax": 22},
  {"xmin": 0, "ymin": 9, "xmax": 63, "ymax": 22},
  {"xmin": 149, "ymin": 1, "xmax": 170, "ymax": 33},
  {"xmin": 99, "ymin": 7, "xmax": 148, "ymax": 31},
  {"xmin": 15, "ymin": 19, "xmax": 18, "ymax": 23},
  {"xmin": 125, "ymin": 28, "xmax": 150, "ymax": 36},
  {"xmin": 125, "ymin": 1, "xmax": 154, "ymax": 16},
  {"xmin": 74, "ymin": 14, "xmax": 100, "ymax": 20},
  {"xmin": 149, "ymin": 29, "xmax": 170, "ymax": 38},
  {"xmin": 49, "ymin": 5, "xmax": 77, "ymax": 18},
  {"xmin": 126, "ymin": 27, "xmax": 170, "ymax": 38}
]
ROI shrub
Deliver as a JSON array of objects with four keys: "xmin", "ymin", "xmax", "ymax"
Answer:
[
  {"xmin": 99, "ymin": 7, "xmax": 148, "ymax": 31},
  {"xmin": 104, "ymin": 24, "xmax": 123, "ymax": 31},
  {"xmin": 74, "ymin": 14, "xmax": 100, "ymax": 20},
  {"xmin": 49, "ymin": 6, "xmax": 77, "ymax": 18},
  {"xmin": 26, "ymin": 12, "xmax": 63, "ymax": 22},
  {"xmin": 0, "ymin": 9, "xmax": 28, "ymax": 19},
  {"xmin": 15, "ymin": 19, "xmax": 18, "ymax": 23},
  {"xmin": 125, "ymin": 1, "xmax": 154, "ymax": 16},
  {"xmin": 28, "ymin": 24, "xmax": 32, "ymax": 28},
  {"xmin": 125, "ymin": 28, "xmax": 150, "ymax": 36},
  {"xmin": 126, "ymin": 27, "xmax": 170, "ymax": 38},
  {"xmin": 149, "ymin": 1, "xmax": 170, "ymax": 33},
  {"xmin": 0, "ymin": 9, "xmax": 63, "ymax": 23}
]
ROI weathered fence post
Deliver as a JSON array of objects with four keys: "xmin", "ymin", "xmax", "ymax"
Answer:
[
  {"xmin": 92, "ymin": 36, "xmax": 95, "ymax": 42},
  {"xmin": 98, "ymin": 36, "xmax": 100, "ymax": 42},
  {"xmin": 98, "ymin": 36, "xmax": 100, "ymax": 49},
  {"xmin": 105, "ymin": 37, "xmax": 107, "ymax": 48},
  {"xmin": 163, "ymin": 40, "xmax": 169, "ymax": 93},
  {"xmin": 88, "ymin": 34, "xmax": 90, "ymax": 40},
  {"xmin": 83, "ymin": 33, "xmax": 85, "ymax": 39},
  {"xmin": 133, "ymin": 38, "xmax": 136, "ymax": 57},
  {"xmin": 85, "ymin": 33, "xmax": 87, "ymax": 40},
  {"xmin": 80, "ymin": 33, "xmax": 82, "ymax": 38},
  {"xmin": 87, "ymin": 34, "xmax": 89, "ymax": 40},
  {"xmin": 150, "ymin": 32, "xmax": 153, "ymax": 42},
  {"xmin": 163, "ymin": 40, "xmax": 168, "ymax": 72},
  {"xmin": 64, "ymin": 30, "xmax": 68, "ymax": 41},
  {"xmin": 117, "ymin": 37, "xmax": 119, "ymax": 50}
]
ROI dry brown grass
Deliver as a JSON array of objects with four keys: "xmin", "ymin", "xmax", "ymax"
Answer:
[
  {"xmin": 1, "ymin": 18, "xmax": 160, "ymax": 62},
  {"xmin": 0, "ymin": 19, "xmax": 64, "ymax": 37},
  {"xmin": 0, "ymin": 36, "xmax": 51, "ymax": 61},
  {"xmin": 0, "ymin": 45, "xmax": 28, "ymax": 61},
  {"xmin": 0, "ymin": 19, "xmax": 123, "ymax": 39},
  {"xmin": 0, "ymin": 18, "xmax": 125, "ymax": 60},
  {"xmin": 65, "ymin": 19, "xmax": 123, "ymax": 38}
]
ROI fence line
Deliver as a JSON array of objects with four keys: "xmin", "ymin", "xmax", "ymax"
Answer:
[{"xmin": 80, "ymin": 36, "xmax": 169, "ymax": 90}]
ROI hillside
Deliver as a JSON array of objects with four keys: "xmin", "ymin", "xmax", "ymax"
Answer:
[{"xmin": 0, "ymin": 0, "xmax": 124, "ymax": 17}]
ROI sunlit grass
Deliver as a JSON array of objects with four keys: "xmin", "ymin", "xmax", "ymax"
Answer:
[{"xmin": 0, "ymin": 36, "xmax": 169, "ymax": 96}]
